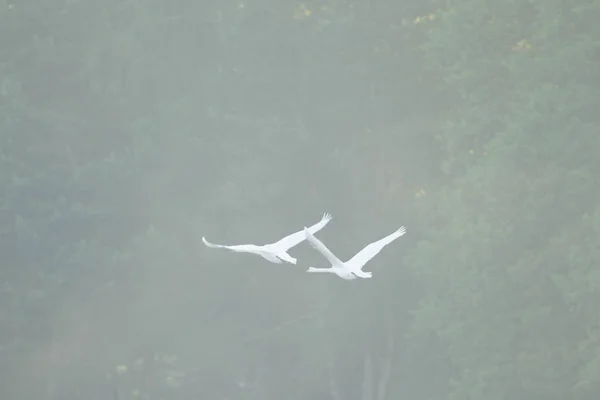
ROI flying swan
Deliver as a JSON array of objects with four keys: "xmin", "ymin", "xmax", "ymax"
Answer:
[
  {"xmin": 303, "ymin": 225, "xmax": 406, "ymax": 280},
  {"xmin": 202, "ymin": 213, "xmax": 333, "ymax": 265}
]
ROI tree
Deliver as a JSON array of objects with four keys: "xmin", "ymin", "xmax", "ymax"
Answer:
[{"xmin": 407, "ymin": 0, "xmax": 600, "ymax": 398}]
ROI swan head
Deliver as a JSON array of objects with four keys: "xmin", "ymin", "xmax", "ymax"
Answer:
[
  {"xmin": 306, "ymin": 266, "xmax": 332, "ymax": 273},
  {"xmin": 276, "ymin": 252, "xmax": 297, "ymax": 264}
]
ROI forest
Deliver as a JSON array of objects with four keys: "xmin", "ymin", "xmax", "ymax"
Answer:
[{"xmin": 1, "ymin": 0, "xmax": 599, "ymax": 399}]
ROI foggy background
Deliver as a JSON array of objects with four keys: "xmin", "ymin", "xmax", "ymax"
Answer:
[{"xmin": 1, "ymin": 0, "xmax": 599, "ymax": 399}]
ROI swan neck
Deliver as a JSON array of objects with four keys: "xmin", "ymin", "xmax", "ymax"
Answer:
[{"xmin": 307, "ymin": 267, "xmax": 332, "ymax": 273}]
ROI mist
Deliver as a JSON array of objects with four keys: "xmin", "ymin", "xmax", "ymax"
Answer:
[{"xmin": 1, "ymin": 1, "xmax": 599, "ymax": 399}]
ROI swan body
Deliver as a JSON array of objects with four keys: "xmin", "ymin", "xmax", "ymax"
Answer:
[
  {"xmin": 303, "ymin": 225, "xmax": 406, "ymax": 280},
  {"xmin": 202, "ymin": 213, "xmax": 332, "ymax": 265}
]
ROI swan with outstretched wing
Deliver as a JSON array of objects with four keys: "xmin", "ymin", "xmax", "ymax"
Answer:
[
  {"xmin": 303, "ymin": 226, "xmax": 406, "ymax": 280},
  {"xmin": 202, "ymin": 213, "xmax": 332, "ymax": 265}
]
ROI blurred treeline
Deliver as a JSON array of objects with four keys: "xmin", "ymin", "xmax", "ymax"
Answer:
[{"xmin": 1, "ymin": 0, "xmax": 599, "ymax": 399}]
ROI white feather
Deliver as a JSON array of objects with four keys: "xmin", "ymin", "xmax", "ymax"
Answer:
[
  {"xmin": 304, "ymin": 226, "xmax": 406, "ymax": 280},
  {"xmin": 202, "ymin": 213, "xmax": 333, "ymax": 265}
]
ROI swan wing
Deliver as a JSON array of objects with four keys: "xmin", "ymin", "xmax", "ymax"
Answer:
[
  {"xmin": 346, "ymin": 226, "xmax": 406, "ymax": 271},
  {"xmin": 303, "ymin": 226, "xmax": 344, "ymax": 267},
  {"xmin": 271, "ymin": 213, "xmax": 332, "ymax": 251},
  {"xmin": 202, "ymin": 237, "xmax": 255, "ymax": 252}
]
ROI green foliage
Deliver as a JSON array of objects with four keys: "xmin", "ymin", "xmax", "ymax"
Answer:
[{"xmin": 407, "ymin": 0, "xmax": 600, "ymax": 398}]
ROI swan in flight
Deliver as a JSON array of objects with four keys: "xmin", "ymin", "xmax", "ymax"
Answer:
[
  {"xmin": 202, "ymin": 213, "xmax": 332, "ymax": 265},
  {"xmin": 303, "ymin": 225, "xmax": 406, "ymax": 280}
]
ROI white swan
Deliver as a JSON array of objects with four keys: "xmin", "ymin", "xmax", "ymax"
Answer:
[
  {"xmin": 202, "ymin": 213, "xmax": 332, "ymax": 265},
  {"xmin": 303, "ymin": 225, "xmax": 406, "ymax": 280}
]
